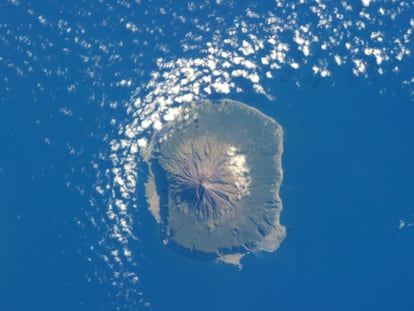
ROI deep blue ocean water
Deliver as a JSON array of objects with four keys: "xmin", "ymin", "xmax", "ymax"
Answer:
[{"xmin": 1, "ymin": 1, "xmax": 414, "ymax": 310}]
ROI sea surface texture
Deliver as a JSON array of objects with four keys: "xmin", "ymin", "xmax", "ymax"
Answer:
[{"xmin": 1, "ymin": 0, "xmax": 413, "ymax": 310}]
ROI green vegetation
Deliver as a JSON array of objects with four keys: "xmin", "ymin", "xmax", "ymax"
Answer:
[{"xmin": 143, "ymin": 99, "xmax": 285, "ymax": 266}]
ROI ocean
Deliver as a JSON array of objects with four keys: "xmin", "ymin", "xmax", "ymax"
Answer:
[{"xmin": 1, "ymin": 1, "xmax": 413, "ymax": 310}]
